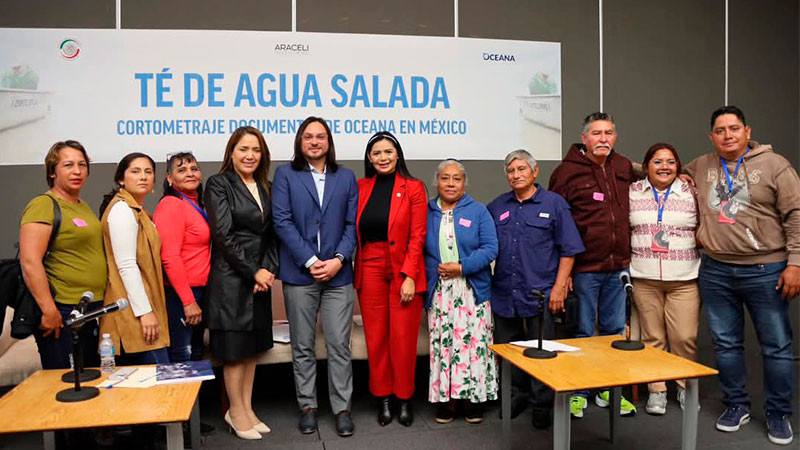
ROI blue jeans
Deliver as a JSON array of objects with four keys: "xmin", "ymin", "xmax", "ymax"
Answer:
[
  {"xmin": 572, "ymin": 270, "xmax": 627, "ymax": 399},
  {"xmin": 33, "ymin": 301, "xmax": 102, "ymax": 370},
  {"xmin": 165, "ymin": 286, "xmax": 206, "ymax": 363},
  {"xmin": 699, "ymin": 255, "xmax": 794, "ymax": 415},
  {"xmin": 572, "ymin": 270, "xmax": 627, "ymax": 338}
]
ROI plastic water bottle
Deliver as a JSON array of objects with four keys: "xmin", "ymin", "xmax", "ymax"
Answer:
[{"xmin": 99, "ymin": 333, "xmax": 116, "ymax": 374}]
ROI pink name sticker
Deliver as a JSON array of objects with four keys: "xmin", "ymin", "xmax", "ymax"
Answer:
[
  {"xmin": 72, "ymin": 218, "xmax": 88, "ymax": 227},
  {"xmin": 593, "ymin": 192, "xmax": 605, "ymax": 201},
  {"xmin": 458, "ymin": 218, "xmax": 472, "ymax": 228},
  {"xmin": 499, "ymin": 211, "xmax": 510, "ymax": 221}
]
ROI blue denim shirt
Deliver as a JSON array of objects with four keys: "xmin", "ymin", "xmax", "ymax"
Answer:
[{"xmin": 487, "ymin": 185, "xmax": 585, "ymax": 318}]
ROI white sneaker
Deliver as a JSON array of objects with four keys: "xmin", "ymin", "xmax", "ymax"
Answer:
[
  {"xmin": 646, "ymin": 392, "xmax": 667, "ymax": 415},
  {"xmin": 677, "ymin": 388, "xmax": 700, "ymax": 412}
]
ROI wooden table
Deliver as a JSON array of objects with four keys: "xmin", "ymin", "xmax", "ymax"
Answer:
[
  {"xmin": 0, "ymin": 368, "xmax": 202, "ymax": 450},
  {"xmin": 491, "ymin": 336, "xmax": 718, "ymax": 450}
]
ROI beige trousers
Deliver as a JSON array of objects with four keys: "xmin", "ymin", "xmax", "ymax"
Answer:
[{"xmin": 632, "ymin": 278, "xmax": 700, "ymax": 392}]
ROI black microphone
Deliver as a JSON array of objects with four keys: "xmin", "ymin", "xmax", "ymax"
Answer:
[
  {"xmin": 65, "ymin": 299, "xmax": 129, "ymax": 328},
  {"xmin": 74, "ymin": 291, "xmax": 94, "ymax": 315},
  {"xmin": 619, "ymin": 272, "xmax": 633, "ymax": 297}
]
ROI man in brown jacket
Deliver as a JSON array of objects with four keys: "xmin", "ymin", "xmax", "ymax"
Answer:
[
  {"xmin": 688, "ymin": 106, "xmax": 798, "ymax": 445},
  {"xmin": 549, "ymin": 112, "xmax": 637, "ymax": 418}
]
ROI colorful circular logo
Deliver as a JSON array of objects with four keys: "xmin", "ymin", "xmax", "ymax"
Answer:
[{"xmin": 59, "ymin": 38, "xmax": 81, "ymax": 59}]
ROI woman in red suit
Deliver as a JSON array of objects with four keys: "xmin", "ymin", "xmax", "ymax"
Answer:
[{"xmin": 355, "ymin": 131, "xmax": 427, "ymax": 427}]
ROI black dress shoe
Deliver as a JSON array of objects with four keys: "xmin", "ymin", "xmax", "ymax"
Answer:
[
  {"xmin": 532, "ymin": 409, "xmax": 552, "ymax": 430},
  {"xmin": 397, "ymin": 400, "xmax": 413, "ymax": 427},
  {"xmin": 463, "ymin": 402, "xmax": 484, "ymax": 424},
  {"xmin": 298, "ymin": 407, "xmax": 318, "ymax": 434},
  {"xmin": 378, "ymin": 397, "xmax": 393, "ymax": 426},
  {"xmin": 335, "ymin": 410, "xmax": 354, "ymax": 437}
]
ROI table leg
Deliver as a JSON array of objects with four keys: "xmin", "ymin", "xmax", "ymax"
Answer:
[
  {"xmin": 42, "ymin": 431, "xmax": 55, "ymax": 450},
  {"xmin": 165, "ymin": 422, "xmax": 183, "ymax": 450},
  {"xmin": 190, "ymin": 397, "xmax": 201, "ymax": 450},
  {"xmin": 609, "ymin": 386, "xmax": 620, "ymax": 443},
  {"xmin": 553, "ymin": 392, "xmax": 571, "ymax": 450},
  {"xmin": 681, "ymin": 378, "xmax": 699, "ymax": 450},
  {"xmin": 502, "ymin": 358, "xmax": 511, "ymax": 449}
]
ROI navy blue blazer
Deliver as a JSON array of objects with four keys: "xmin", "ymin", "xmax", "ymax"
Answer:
[{"xmin": 272, "ymin": 162, "xmax": 358, "ymax": 287}]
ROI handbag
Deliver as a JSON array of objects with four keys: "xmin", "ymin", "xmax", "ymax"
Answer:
[
  {"xmin": 4, "ymin": 195, "xmax": 61, "ymax": 339},
  {"xmin": 552, "ymin": 290, "xmax": 579, "ymax": 338}
]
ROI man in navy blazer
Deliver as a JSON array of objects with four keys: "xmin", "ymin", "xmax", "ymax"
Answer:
[{"xmin": 272, "ymin": 116, "xmax": 359, "ymax": 437}]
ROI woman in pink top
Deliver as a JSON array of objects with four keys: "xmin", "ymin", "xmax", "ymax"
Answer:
[{"xmin": 154, "ymin": 152, "xmax": 211, "ymax": 363}]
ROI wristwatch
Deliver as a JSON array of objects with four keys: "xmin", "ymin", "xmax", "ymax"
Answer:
[{"xmin": 334, "ymin": 253, "xmax": 346, "ymax": 263}]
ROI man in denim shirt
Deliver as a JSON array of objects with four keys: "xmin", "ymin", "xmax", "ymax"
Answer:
[{"xmin": 487, "ymin": 150, "xmax": 584, "ymax": 429}]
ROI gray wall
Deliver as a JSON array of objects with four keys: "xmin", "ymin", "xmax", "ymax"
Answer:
[{"xmin": 1, "ymin": 0, "xmax": 798, "ymax": 412}]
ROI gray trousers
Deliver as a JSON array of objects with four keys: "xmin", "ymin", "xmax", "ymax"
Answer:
[{"xmin": 283, "ymin": 281, "xmax": 355, "ymax": 413}]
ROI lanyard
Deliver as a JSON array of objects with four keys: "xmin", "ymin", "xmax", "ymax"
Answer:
[
  {"xmin": 651, "ymin": 183, "xmax": 672, "ymax": 224},
  {"xmin": 720, "ymin": 148, "xmax": 750, "ymax": 194},
  {"xmin": 178, "ymin": 192, "xmax": 209, "ymax": 223}
]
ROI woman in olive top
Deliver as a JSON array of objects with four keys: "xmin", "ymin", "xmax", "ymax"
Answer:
[{"xmin": 20, "ymin": 140, "xmax": 107, "ymax": 370}]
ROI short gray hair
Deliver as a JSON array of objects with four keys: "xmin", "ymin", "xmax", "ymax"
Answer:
[
  {"xmin": 581, "ymin": 112, "xmax": 616, "ymax": 135},
  {"xmin": 504, "ymin": 149, "xmax": 537, "ymax": 173},
  {"xmin": 434, "ymin": 158, "xmax": 468, "ymax": 186}
]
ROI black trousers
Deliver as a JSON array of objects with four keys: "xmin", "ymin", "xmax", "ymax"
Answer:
[{"xmin": 493, "ymin": 309, "xmax": 555, "ymax": 413}]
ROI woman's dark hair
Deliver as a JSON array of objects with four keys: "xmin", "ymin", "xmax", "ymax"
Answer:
[
  {"xmin": 45, "ymin": 140, "xmax": 90, "ymax": 188},
  {"xmin": 220, "ymin": 127, "xmax": 271, "ymax": 196},
  {"xmin": 162, "ymin": 152, "xmax": 204, "ymax": 207},
  {"xmin": 291, "ymin": 116, "xmax": 338, "ymax": 172},
  {"xmin": 363, "ymin": 131, "xmax": 416, "ymax": 180},
  {"xmin": 642, "ymin": 142, "xmax": 682, "ymax": 179},
  {"xmin": 99, "ymin": 152, "xmax": 156, "ymax": 216}
]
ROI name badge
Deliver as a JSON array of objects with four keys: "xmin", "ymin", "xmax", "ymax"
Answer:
[
  {"xmin": 651, "ymin": 229, "xmax": 670, "ymax": 253},
  {"xmin": 458, "ymin": 218, "xmax": 472, "ymax": 228},
  {"xmin": 499, "ymin": 211, "xmax": 510, "ymax": 221},
  {"xmin": 72, "ymin": 218, "xmax": 88, "ymax": 227},
  {"xmin": 718, "ymin": 200, "xmax": 738, "ymax": 224},
  {"xmin": 539, "ymin": 212, "xmax": 550, "ymax": 218},
  {"xmin": 593, "ymin": 192, "xmax": 605, "ymax": 201}
]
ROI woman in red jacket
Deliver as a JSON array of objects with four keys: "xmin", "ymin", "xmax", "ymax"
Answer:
[{"xmin": 355, "ymin": 131, "xmax": 427, "ymax": 427}]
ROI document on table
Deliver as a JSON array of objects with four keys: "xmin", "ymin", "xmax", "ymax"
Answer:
[
  {"xmin": 97, "ymin": 367, "xmax": 158, "ymax": 388},
  {"xmin": 511, "ymin": 340, "xmax": 580, "ymax": 352}
]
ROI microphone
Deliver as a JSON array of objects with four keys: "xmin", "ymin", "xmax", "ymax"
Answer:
[
  {"xmin": 65, "ymin": 299, "xmax": 129, "ymax": 328},
  {"xmin": 619, "ymin": 272, "xmax": 633, "ymax": 296},
  {"xmin": 73, "ymin": 291, "xmax": 94, "ymax": 316}
]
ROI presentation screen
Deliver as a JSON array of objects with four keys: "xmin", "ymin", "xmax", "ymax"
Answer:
[{"xmin": 0, "ymin": 29, "xmax": 561, "ymax": 164}]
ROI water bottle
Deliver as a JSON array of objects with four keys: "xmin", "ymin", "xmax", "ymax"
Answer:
[{"xmin": 99, "ymin": 333, "xmax": 116, "ymax": 374}]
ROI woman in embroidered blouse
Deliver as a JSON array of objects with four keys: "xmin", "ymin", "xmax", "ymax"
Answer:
[
  {"xmin": 153, "ymin": 152, "xmax": 210, "ymax": 363},
  {"xmin": 423, "ymin": 159, "xmax": 499, "ymax": 424},
  {"xmin": 628, "ymin": 142, "xmax": 701, "ymax": 415}
]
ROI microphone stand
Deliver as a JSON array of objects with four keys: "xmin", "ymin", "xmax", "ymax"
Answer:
[
  {"xmin": 523, "ymin": 289, "xmax": 557, "ymax": 359},
  {"xmin": 56, "ymin": 320, "xmax": 100, "ymax": 402},
  {"xmin": 611, "ymin": 282, "xmax": 644, "ymax": 351},
  {"xmin": 61, "ymin": 303, "xmax": 101, "ymax": 384}
]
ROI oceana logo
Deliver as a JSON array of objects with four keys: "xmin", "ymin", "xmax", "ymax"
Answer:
[{"xmin": 482, "ymin": 52, "xmax": 515, "ymax": 62}]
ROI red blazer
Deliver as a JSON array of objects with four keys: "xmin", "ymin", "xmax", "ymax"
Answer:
[{"xmin": 354, "ymin": 173, "xmax": 427, "ymax": 293}]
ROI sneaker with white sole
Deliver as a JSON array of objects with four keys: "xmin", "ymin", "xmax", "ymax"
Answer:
[
  {"xmin": 570, "ymin": 395, "xmax": 587, "ymax": 419},
  {"xmin": 766, "ymin": 412, "xmax": 793, "ymax": 445},
  {"xmin": 595, "ymin": 390, "xmax": 637, "ymax": 416},
  {"xmin": 715, "ymin": 405, "xmax": 750, "ymax": 432},
  {"xmin": 676, "ymin": 388, "xmax": 700, "ymax": 412},
  {"xmin": 645, "ymin": 391, "xmax": 667, "ymax": 415}
]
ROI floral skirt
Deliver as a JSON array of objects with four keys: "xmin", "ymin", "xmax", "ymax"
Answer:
[{"xmin": 428, "ymin": 276, "xmax": 498, "ymax": 403}]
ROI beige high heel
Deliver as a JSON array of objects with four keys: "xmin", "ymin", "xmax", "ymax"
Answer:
[
  {"xmin": 253, "ymin": 421, "xmax": 271, "ymax": 434},
  {"xmin": 224, "ymin": 410, "xmax": 262, "ymax": 440}
]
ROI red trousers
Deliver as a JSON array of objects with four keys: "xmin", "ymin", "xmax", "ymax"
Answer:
[{"xmin": 357, "ymin": 242, "xmax": 423, "ymax": 399}]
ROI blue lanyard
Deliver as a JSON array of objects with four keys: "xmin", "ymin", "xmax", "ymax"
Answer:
[
  {"xmin": 651, "ymin": 184, "xmax": 672, "ymax": 224},
  {"xmin": 178, "ymin": 192, "xmax": 209, "ymax": 223},
  {"xmin": 720, "ymin": 148, "xmax": 749, "ymax": 193}
]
